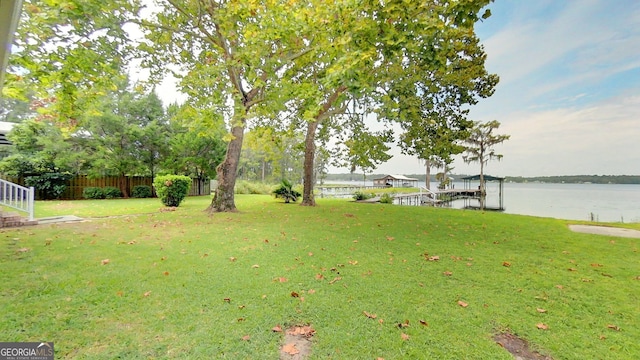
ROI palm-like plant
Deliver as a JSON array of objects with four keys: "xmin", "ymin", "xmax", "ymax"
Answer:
[{"xmin": 272, "ymin": 179, "xmax": 301, "ymax": 203}]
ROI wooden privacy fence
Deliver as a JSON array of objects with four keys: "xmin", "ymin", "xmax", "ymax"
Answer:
[{"xmin": 1, "ymin": 175, "xmax": 210, "ymax": 200}]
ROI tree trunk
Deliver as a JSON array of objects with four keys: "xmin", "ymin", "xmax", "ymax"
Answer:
[
  {"xmin": 301, "ymin": 120, "xmax": 319, "ymax": 206},
  {"xmin": 208, "ymin": 122, "xmax": 245, "ymax": 213},
  {"xmin": 479, "ymin": 160, "xmax": 485, "ymax": 210},
  {"xmin": 425, "ymin": 160, "xmax": 431, "ymax": 190}
]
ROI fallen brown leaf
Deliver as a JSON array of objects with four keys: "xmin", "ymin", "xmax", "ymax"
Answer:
[
  {"xmin": 606, "ymin": 324, "xmax": 621, "ymax": 331},
  {"xmin": 308, "ymin": 289, "xmax": 316, "ymax": 294},
  {"xmin": 329, "ymin": 276, "xmax": 342, "ymax": 284},
  {"xmin": 272, "ymin": 325, "xmax": 283, "ymax": 333},
  {"xmin": 386, "ymin": 236, "xmax": 395, "ymax": 241},
  {"xmin": 590, "ymin": 263, "xmax": 603, "ymax": 267},
  {"xmin": 401, "ymin": 333, "xmax": 410, "ymax": 341},
  {"xmin": 363, "ymin": 311, "xmax": 377, "ymax": 319},
  {"xmin": 229, "ymin": 257, "xmax": 237, "ymax": 262},
  {"xmin": 397, "ymin": 320, "xmax": 410, "ymax": 328},
  {"xmin": 282, "ymin": 343, "xmax": 299, "ymax": 355},
  {"xmin": 419, "ymin": 320, "xmax": 428, "ymax": 326},
  {"xmin": 568, "ymin": 268, "xmax": 578, "ymax": 272},
  {"xmin": 555, "ymin": 285, "xmax": 564, "ymax": 289},
  {"xmin": 143, "ymin": 291, "xmax": 151, "ymax": 297},
  {"xmin": 251, "ymin": 264, "xmax": 260, "ymax": 268},
  {"xmin": 101, "ymin": 259, "xmax": 110, "ymax": 265},
  {"xmin": 286, "ymin": 326, "xmax": 316, "ymax": 337},
  {"xmin": 502, "ymin": 261, "xmax": 511, "ymax": 267},
  {"xmin": 278, "ymin": 277, "xmax": 288, "ymax": 283},
  {"xmin": 536, "ymin": 308, "xmax": 547, "ymax": 313},
  {"xmin": 163, "ymin": 271, "xmax": 169, "ymax": 276},
  {"xmin": 536, "ymin": 323, "xmax": 549, "ymax": 330},
  {"xmin": 223, "ymin": 298, "xmax": 231, "ymax": 303},
  {"xmin": 443, "ymin": 271, "xmax": 453, "ymax": 276},
  {"xmin": 290, "ymin": 291, "xmax": 299, "ymax": 298},
  {"xmin": 428, "ymin": 255, "xmax": 440, "ymax": 261},
  {"xmin": 458, "ymin": 301, "xmax": 468, "ymax": 308},
  {"xmin": 315, "ymin": 274, "xmax": 324, "ymax": 280}
]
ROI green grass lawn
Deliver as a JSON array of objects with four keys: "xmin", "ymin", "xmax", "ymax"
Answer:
[{"xmin": 2, "ymin": 195, "xmax": 639, "ymax": 359}]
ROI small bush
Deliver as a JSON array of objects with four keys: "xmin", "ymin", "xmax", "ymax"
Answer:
[
  {"xmin": 154, "ymin": 175, "xmax": 192, "ymax": 207},
  {"xmin": 25, "ymin": 173, "xmax": 72, "ymax": 200},
  {"xmin": 83, "ymin": 187, "xmax": 105, "ymax": 199},
  {"xmin": 379, "ymin": 193, "xmax": 395, "ymax": 204},
  {"xmin": 235, "ymin": 180, "xmax": 273, "ymax": 195},
  {"xmin": 132, "ymin": 185, "xmax": 153, "ymax": 198},
  {"xmin": 103, "ymin": 186, "xmax": 122, "ymax": 199},
  {"xmin": 353, "ymin": 191, "xmax": 374, "ymax": 201},
  {"xmin": 272, "ymin": 179, "xmax": 301, "ymax": 203}
]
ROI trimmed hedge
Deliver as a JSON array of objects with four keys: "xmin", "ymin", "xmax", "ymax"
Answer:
[
  {"xmin": 132, "ymin": 185, "xmax": 153, "ymax": 198},
  {"xmin": 83, "ymin": 187, "xmax": 105, "ymax": 199},
  {"xmin": 103, "ymin": 186, "xmax": 122, "ymax": 199},
  {"xmin": 153, "ymin": 175, "xmax": 192, "ymax": 207}
]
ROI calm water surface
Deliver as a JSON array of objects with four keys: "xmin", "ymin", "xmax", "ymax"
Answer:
[
  {"xmin": 324, "ymin": 180, "xmax": 640, "ymax": 223},
  {"xmin": 448, "ymin": 182, "xmax": 640, "ymax": 223}
]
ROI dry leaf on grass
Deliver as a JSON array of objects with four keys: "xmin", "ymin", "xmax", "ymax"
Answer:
[
  {"xmin": 401, "ymin": 333, "xmax": 410, "ymax": 341},
  {"xmin": 397, "ymin": 320, "xmax": 410, "ymax": 328},
  {"xmin": 101, "ymin": 259, "xmax": 110, "ymax": 265},
  {"xmin": 536, "ymin": 308, "xmax": 547, "ymax": 313},
  {"xmin": 241, "ymin": 335, "xmax": 250, "ymax": 341},
  {"xmin": 272, "ymin": 325, "xmax": 283, "ymax": 333},
  {"xmin": 502, "ymin": 261, "xmax": 511, "ymax": 267},
  {"xmin": 363, "ymin": 311, "xmax": 377, "ymax": 319},
  {"xmin": 536, "ymin": 323, "xmax": 549, "ymax": 330},
  {"xmin": 458, "ymin": 301, "xmax": 468, "ymax": 308},
  {"xmin": 607, "ymin": 324, "xmax": 621, "ymax": 331}
]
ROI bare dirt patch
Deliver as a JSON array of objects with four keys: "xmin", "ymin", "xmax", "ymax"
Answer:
[
  {"xmin": 279, "ymin": 325, "xmax": 315, "ymax": 360},
  {"xmin": 494, "ymin": 332, "xmax": 552, "ymax": 360}
]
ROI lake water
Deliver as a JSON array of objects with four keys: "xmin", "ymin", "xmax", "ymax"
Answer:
[
  {"xmin": 323, "ymin": 180, "xmax": 640, "ymax": 223},
  {"xmin": 447, "ymin": 182, "xmax": 640, "ymax": 223}
]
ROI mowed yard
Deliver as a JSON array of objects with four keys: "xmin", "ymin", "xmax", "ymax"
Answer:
[{"xmin": 1, "ymin": 195, "xmax": 639, "ymax": 359}]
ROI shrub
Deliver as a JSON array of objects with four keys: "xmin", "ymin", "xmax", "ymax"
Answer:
[
  {"xmin": 379, "ymin": 193, "xmax": 395, "ymax": 204},
  {"xmin": 25, "ymin": 173, "xmax": 73, "ymax": 200},
  {"xmin": 153, "ymin": 175, "xmax": 192, "ymax": 207},
  {"xmin": 272, "ymin": 179, "xmax": 301, "ymax": 203},
  {"xmin": 83, "ymin": 187, "xmax": 105, "ymax": 199},
  {"xmin": 235, "ymin": 180, "xmax": 273, "ymax": 195},
  {"xmin": 132, "ymin": 185, "xmax": 153, "ymax": 198},
  {"xmin": 353, "ymin": 191, "xmax": 374, "ymax": 201},
  {"xmin": 103, "ymin": 186, "xmax": 122, "ymax": 199}
]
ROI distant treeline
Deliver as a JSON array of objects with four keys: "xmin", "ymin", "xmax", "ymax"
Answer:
[
  {"xmin": 504, "ymin": 175, "xmax": 640, "ymax": 184},
  {"xmin": 324, "ymin": 173, "xmax": 640, "ymax": 184}
]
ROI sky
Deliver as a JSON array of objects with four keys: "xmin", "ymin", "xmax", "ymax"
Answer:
[
  {"xmin": 375, "ymin": 0, "xmax": 640, "ymax": 177},
  {"xmin": 154, "ymin": 0, "xmax": 640, "ymax": 177}
]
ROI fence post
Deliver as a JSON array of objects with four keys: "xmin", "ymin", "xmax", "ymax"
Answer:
[{"xmin": 28, "ymin": 186, "xmax": 35, "ymax": 221}]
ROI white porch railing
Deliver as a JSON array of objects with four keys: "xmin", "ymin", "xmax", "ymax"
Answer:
[
  {"xmin": 0, "ymin": 178, "xmax": 35, "ymax": 220},
  {"xmin": 419, "ymin": 186, "xmax": 439, "ymax": 200}
]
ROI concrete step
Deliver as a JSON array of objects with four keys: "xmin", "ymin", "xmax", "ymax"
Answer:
[{"xmin": 0, "ymin": 211, "xmax": 38, "ymax": 228}]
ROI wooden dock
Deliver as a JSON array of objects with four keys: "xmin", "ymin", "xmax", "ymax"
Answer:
[{"xmin": 393, "ymin": 188, "xmax": 482, "ymax": 206}]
